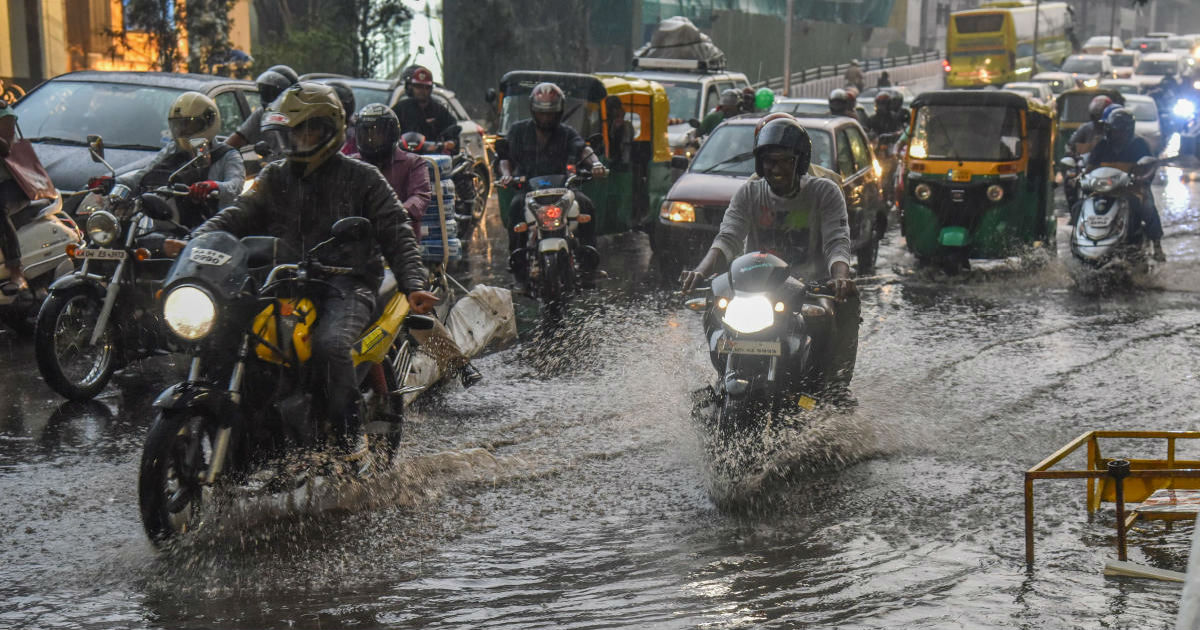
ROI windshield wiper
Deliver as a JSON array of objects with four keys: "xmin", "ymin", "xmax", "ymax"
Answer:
[
  {"xmin": 25, "ymin": 136, "xmax": 86, "ymax": 146},
  {"xmin": 697, "ymin": 150, "xmax": 755, "ymax": 174},
  {"xmin": 103, "ymin": 143, "xmax": 162, "ymax": 151}
]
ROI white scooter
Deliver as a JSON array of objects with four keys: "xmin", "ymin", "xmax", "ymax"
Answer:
[{"xmin": 0, "ymin": 194, "xmax": 84, "ymax": 332}]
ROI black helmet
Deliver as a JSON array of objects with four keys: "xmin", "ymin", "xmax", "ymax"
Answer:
[
  {"xmin": 754, "ymin": 116, "xmax": 812, "ymax": 180},
  {"xmin": 829, "ymin": 88, "xmax": 850, "ymax": 115},
  {"xmin": 529, "ymin": 82, "xmax": 565, "ymax": 130},
  {"xmin": 267, "ymin": 64, "xmax": 299, "ymax": 85},
  {"xmin": 255, "ymin": 70, "xmax": 291, "ymax": 107},
  {"xmin": 1104, "ymin": 107, "xmax": 1135, "ymax": 144},
  {"xmin": 354, "ymin": 103, "xmax": 400, "ymax": 161},
  {"xmin": 327, "ymin": 81, "xmax": 356, "ymax": 122}
]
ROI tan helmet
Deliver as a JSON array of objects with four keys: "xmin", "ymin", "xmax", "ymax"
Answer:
[
  {"xmin": 168, "ymin": 92, "xmax": 220, "ymax": 154},
  {"xmin": 261, "ymin": 82, "xmax": 345, "ymax": 176}
]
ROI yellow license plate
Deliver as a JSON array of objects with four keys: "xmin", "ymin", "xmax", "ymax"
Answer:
[
  {"xmin": 949, "ymin": 170, "xmax": 971, "ymax": 182},
  {"xmin": 797, "ymin": 395, "xmax": 817, "ymax": 411}
]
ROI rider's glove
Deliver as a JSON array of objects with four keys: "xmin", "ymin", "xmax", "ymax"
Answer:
[
  {"xmin": 189, "ymin": 180, "xmax": 219, "ymax": 200},
  {"xmin": 591, "ymin": 163, "xmax": 608, "ymax": 179}
]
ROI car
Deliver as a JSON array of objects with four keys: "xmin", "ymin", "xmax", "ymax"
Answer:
[
  {"xmin": 1104, "ymin": 49, "xmax": 1141, "ymax": 78},
  {"xmin": 11, "ymin": 71, "xmax": 260, "ymax": 214},
  {"xmin": 770, "ymin": 97, "xmax": 830, "ymax": 117},
  {"xmin": 1147, "ymin": 32, "xmax": 1175, "ymax": 39},
  {"xmin": 1031, "ymin": 71, "xmax": 1076, "ymax": 95},
  {"xmin": 299, "ymin": 73, "xmax": 397, "ymax": 111},
  {"xmin": 1061, "ymin": 54, "xmax": 1116, "ymax": 88},
  {"xmin": 1122, "ymin": 94, "xmax": 1165, "ymax": 154},
  {"xmin": 621, "ymin": 58, "xmax": 751, "ymax": 153},
  {"xmin": 1098, "ymin": 78, "xmax": 1144, "ymax": 95},
  {"xmin": 1164, "ymin": 35, "xmax": 1199, "ymax": 69},
  {"xmin": 1130, "ymin": 38, "xmax": 1170, "ymax": 54},
  {"xmin": 1133, "ymin": 53, "xmax": 1188, "ymax": 90},
  {"xmin": 1002, "ymin": 82, "xmax": 1055, "ymax": 105},
  {"xmin": 654, "ymin": 113, "xmax": 887, "ymax": 274},
  {"xmin": 1082, "ymin": 35, "xmax": 1124, "ymax": 54}
]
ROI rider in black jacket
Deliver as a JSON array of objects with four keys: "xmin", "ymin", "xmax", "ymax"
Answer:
[
  {"xmin": 189, "ymin": 83, "xmax": 438, "ymax": 447},
  {"xmin": 392, "ymin": 66, "xmax": 457, "ymax": 150}
]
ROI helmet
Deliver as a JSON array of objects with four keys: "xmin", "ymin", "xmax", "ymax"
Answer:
[
  {"xmin": 327, "ymin": 80, "xmax": 356, "ymax": 121},
  {"xmin": 753, "ymin": 115, "xmax": 812, "ymax": 183},
  {"xmin": 400, "ymin": 131, "xmax": 428, "ymax": 153},
  {"xmin": 719, "ymin": 89, "xmax": 741, "ymax": 110},
  {"xmin": 407, "ymin": 66, "xmax": 434, "ymax": 88},
  {"xmin": 754, "ymin": 87, "xmax": 775, "ymax": 111},
  {"xmin": 889, "ymin": 92, "xmax": 904, "ymax": 112},
  {"xmin": 1104, "ymin": 107, "xmax": 1135, "ymax": 144},
  {"xmin": 255, "ymin": 70, "xmax": 291, "ymax": 107},
  {"xmin": 875, "ymin": 91, "xmax": 892, "ymax": 108},
  {"xmin": 267, "ymin": 65, "xmax": 299, "ymax": 85},
  {"xmin": 261, "ymin": 82, "xmax": 345, "ymax": 177},
  {"xmin": 1088, "ymin": 95, "xmax": 1114, "ymax": 122},
  {"xmin": 829, "ymin": 88, "xmax": 850, "ymax": 115},
  {"xmin": 168, "ymin": 92, "xmax": 220, "ymax": 154},
  {"xmin": 754, "ymin": 112, "xmax": 799, "ymax": 141},
  {"xmin": 354, "ymin": 103, "xmax": 400, "ymax": 161},
  {"xmin": 844, "ymin": 87, "xmax": 859, "ymax": 110},
  {"xmin": 529, "ymin": 82, "xmax": 565, "ymax": 130},
  {"xmin": 1101, "ymin": 103, "xmax": 1122, "ymax": 123}
]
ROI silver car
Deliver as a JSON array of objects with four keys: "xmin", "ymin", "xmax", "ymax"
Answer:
[{"xmin": 1122, "ymin": 94, "xmax": 1165, "ymax": 154}]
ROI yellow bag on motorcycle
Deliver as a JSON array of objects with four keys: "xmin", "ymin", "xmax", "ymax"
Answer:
[{"xmin": 253, "ymin": 298, "xmax": 317, "ymax": 365}]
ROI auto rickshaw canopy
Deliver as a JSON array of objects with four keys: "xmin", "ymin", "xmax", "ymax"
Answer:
[
  {"xmin": 597, "ymin": 75, "xmax": 671, "ymax": 163},
  {"xmin": 495, "ymin": 71, "xmax": 607, "ymax": 139}
]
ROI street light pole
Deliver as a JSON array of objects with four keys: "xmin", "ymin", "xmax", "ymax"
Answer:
[
  {"xmin": 1109, "ymin": 0, "xmax": 1118, "ymax": 49},
  {"xmin": 783, "ymin": 0, "xmax": 794, "ymax": 95},
  {"xmin": 1032, "ymin": 0, "xmax": 1041, "ymax": 74}
]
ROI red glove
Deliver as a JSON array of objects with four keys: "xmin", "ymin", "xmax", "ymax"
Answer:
[{"xmin": 188, "ymin": 180, "xmax": 218, "ymax": 200}]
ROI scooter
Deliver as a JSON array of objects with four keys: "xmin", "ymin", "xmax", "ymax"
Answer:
[
  {"xmin": 0, "ymin": 195, "xmax": 84, "ymax": 333},
  {"xmin": 1062, "ymin": 155, "xmax": 1159, "ymax": 276}
]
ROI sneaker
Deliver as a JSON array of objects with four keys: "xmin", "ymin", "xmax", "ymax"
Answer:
[{"xmin": 457, "ymin": 362, "xmax": 483, "ymax": 388}]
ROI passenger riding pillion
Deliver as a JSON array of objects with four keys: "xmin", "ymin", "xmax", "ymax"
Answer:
[
  {"xmin": 1068, "ymin": 95, "xmax": 1113, "ymax": 158},
  {"xmin": 679, "ymin": 115, "xmax": 861, "ymax": 398},
  {"xmin": 496, "ymin": 82, "xmax": 608, "ymax": 281},
  {"xmin": 352, "ymin": 103, "xmax": 483, "ymax": 388},
  {"xmin": 1085, "ymin": 106, "xmax": 1167, "ymax": 262},
  {"xmin": 113, "ymin": 91, "xmax": 245, "ymax": 227},
  {"xmin": 226, "ymin": 66, "xmax": 297, "ymax": 150},
  {"xmin": 183, "ymin": 82, "xmax": 439, "ymax": 450}
]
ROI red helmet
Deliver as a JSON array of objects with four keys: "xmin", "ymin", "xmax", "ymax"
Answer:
[
  {"xmin": 875, "ymin": 91, "xmax": 892, "ymax": 107},
  {"xmin": 1088, "ymin": 95, "xmax": 1113, "ymax": 122},
  {"xmin": 408, "ymin": 66, "xmax": 434, "ymax": 88}
]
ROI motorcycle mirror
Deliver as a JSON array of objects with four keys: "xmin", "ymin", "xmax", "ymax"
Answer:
[
  {"xmin": 688, "ymin": 118, "xmax": 701, "ymax": 129},
  {"xmin": 254, "ymin": 141, "xmax": 272, "ymax": 158},
  {"xmin": 670, "ymin": 155, "xmax": 690, "ymax": 170},
  {"xmin": 190, "ymin": 137, "xmax": 210, "ymax": 156},
  {"xmin": 586, "ymin": 133, "xmax": 604, "ymax": 149},
  {"xmin": 1059, "ymin": 156, "xmax": 1077, "ymax": 169},
  {"xmin": 684, "ymin": 297, "xmax": 708, "ymax": 312},
  {"xmin": 87, "ymin": 134, "xmax": 105, "ymax": 162},
  {"xmin": 485, "ymin": 88, "xmax": 497, "ymax": 104},
  {"xmin": 140, "ymin": 193, "xmax": 175, "ymax": 220},
  {"xmin": 330, "ymin": 216, "xmax": 373, "ymax": 243}
]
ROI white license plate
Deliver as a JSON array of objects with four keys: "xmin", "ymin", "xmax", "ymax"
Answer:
[
  {"xmin": 717, "ymin": 339, "xmax": 781, "ymax": 356},
  {"xmin": 1087, "ymin": 214, "xmax": 1113, "ymax": 228},
  {"xmin": 75, "ymin": 248, "xmax": 126, "ymax": 260}
]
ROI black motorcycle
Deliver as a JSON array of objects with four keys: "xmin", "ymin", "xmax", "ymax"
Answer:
[
  {"xmin": 687, "ymin": 252, "xmax": 840, "ymax": 466},
  {"xmin": 137, "ymin": 217, "xmax": 434, "ymax": 545},
  {"xmin": 34, "ymin": 135, "xmax": 208, "ymax": 400}
]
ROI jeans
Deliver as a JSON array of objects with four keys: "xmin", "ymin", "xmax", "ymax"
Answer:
[{"xmin": 311, "ymin": 276, "xmax": 375, "ymax": 441}]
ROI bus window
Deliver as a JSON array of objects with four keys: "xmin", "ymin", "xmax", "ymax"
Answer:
[{"xmin": 955, "ymin": 14, "xmax": 1004, "ymax": 33}]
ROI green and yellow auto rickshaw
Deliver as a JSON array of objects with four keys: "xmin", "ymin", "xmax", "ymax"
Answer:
[
  {"xmin": 491, "ymin": 71, "xmax": 672, "ymax": 236},
  {"xmin": 1054, "ymin": 87, "xmax": 1125, "ymax": 161},
  {"xmin": 901, "ymin": 90, "xmax": 1056, "ymax": 268}
]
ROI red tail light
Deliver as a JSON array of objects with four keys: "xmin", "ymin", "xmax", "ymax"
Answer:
[
  {"xmin": 545, "ymin": 206, "xmax": 562, "ymax": 219},
  {"xmin": 942, "ymin": 59, "xmax": 951, "ymax": 73}
]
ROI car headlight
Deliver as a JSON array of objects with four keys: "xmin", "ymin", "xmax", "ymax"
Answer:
[
  {"xmin": 660, "ymin": 200, "xmax": 695, "ymax": 222},
  {"xmin": 85, "ymin": 210, "xmax": 119, "ymax": 246},
  {"xmin": 914, "ymin": 183, "xmax": 933, "ymax": 201},
  {"xmin": 163, "ymin": 285, "xmax": 216, "ymax": 340},
  {"xmin": 1083, "ymin": 79, "xmax": 1099, "ymax": 87},
  {"xmin": 987, "ymin": 184, "xmax": 1004, "ymax": 202},
  {"xmin": 721, "ymin": 294, "xmax": 774, "ymax": 334}
]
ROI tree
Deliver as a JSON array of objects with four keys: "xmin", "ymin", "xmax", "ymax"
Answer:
[
  {"xmin": 108, "ymin": 0, "xmax": 184, "ymax": 71},
  {"xmin": 185, "ymin": 0, "xmax": 238, "ymax": 74},
  {"xmin": 252, "ymin": 0, "xmax": 411, "ymax": 77}
]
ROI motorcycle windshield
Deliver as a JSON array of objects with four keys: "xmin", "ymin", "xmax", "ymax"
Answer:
[
  {"xmin": 728, "ymin": 252, "xmax": 791, "ymax": 294},
  {"xmin": 528, "ymin": 174, "xmax": 568, "ymax": 189},
  {"xmin": 164, "ymin": 231, "xmax": 251, "ymax": 301}
]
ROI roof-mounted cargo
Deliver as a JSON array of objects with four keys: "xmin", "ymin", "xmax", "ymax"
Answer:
[{"xmin": 633, "ymin": 16, "xmax": 726, "ymax": 73}]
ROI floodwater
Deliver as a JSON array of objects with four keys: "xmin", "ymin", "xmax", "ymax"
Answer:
[{"xmin": 3, "ymin": 170, "xmax": 1200, "ymax": 629}]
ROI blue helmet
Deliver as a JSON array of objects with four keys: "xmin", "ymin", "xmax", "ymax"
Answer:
[{"xmin": 1101, "ymin": 104, "xmax": 1123, "ymax": 123}]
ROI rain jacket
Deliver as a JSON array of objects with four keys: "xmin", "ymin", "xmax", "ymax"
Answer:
[{"xmin": 191, "ymin": 152, "xmax": 427, "ymax": 294}]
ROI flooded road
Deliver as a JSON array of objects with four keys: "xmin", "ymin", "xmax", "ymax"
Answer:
[{"xmin": 3, "ymin": 171, "xmax": 1200, "ymax": 629}]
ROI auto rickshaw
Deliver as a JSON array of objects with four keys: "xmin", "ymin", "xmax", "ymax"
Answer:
[
  {"xmin": 490, "ymin": 71, "xmax": 671, "ymax": 236},
  {"xmin": 1054, "ymin": 88, "xmax": 1125, "ymax": 161},
  {"xmin": 901, "ymin": 90, "xmax": 1056, "ymax": 268}
]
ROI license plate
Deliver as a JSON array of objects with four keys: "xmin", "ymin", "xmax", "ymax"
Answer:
[
  {"xmin": 75, "ymin": 248, "xmax": 126, "ymax": 260},
  {"xmin": 1087, "ymin": 214, "xmax": 1113, "ymax": 228},
  {"xmin": 949, "ymin": 170, "xmax": 971, "ymax": 182},
  {"xmin": 717, "ymin": 339, "xmax": 781, "ymax": 356}
]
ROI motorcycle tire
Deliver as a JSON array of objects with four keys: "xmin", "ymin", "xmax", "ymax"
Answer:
[
  {"xmin": 35, "ymin": 286, "xmax": 121, "ymax": 401},
  {"xmin": 138, "ymin": 409, "xmax": 215, "ymax": 545},
  {"xmin": 472, "ymin": 163, "xmax": 491, "ymax": 213}
]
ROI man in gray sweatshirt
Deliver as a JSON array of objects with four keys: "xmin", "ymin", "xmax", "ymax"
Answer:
[{"xmin": 680, "ymin": 115, "xmax": 860, "ymax": 397}]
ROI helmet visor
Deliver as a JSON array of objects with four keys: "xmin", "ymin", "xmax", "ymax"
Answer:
[
  {"xmin": 358, "ymin": 124, "xmax": 394, "ymax": 155},
  {"xmin": 266, "ymin": 117, "xmax": 337, "ymax": 158},
  {"xmin": 169, "ymin": 116, "xmax": 209, "ymax": 139}
]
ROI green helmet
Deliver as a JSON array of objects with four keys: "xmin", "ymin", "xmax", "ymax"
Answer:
[
  {"xmin": 262, "ymin": 82, "xmax": 345, "ymax": 177},
  {"xmin": 755, "ymin": 87, "xmax": 775, "ymax": 111}
]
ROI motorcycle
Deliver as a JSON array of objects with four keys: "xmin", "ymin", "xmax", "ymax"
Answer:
[
  {"xmin": 872, "ymin": 130, "xmax": 902, "ymax": 212},
  {"xmin": 504, "ymin": 170, "xmax": 598, "ymax": 317},
  {"xmin": 685, "ymin": 251, "xmax": 839, "ymax": 469},
  {"xmin": 34, "ymin": 135, "xmax": 208, "ymax": 400},
  {"xmin": 137, "ymin": 216, "xmax": 436, "ymax": 545},
  {"xmin": 0, "ymin": 195, "xmax": 83, "ymax": 333},
  {"xmin": 1062, "ymin": 155, "xmax": 1160, "ymax": 273},
  {"xmin": 400, "ymin": 128, "xmax": 485, "ymax": 234}
]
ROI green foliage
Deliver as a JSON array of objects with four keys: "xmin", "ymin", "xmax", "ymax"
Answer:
[
  {"xmin": 186, "ymin": 0, "xmax": 239, "ymax": 74},
  {"xmin": 251, "ymin": 0, "xmax": 412, "ymax": 78},
  {"xmin": 108, "ymin": 0, "xmax": 183, "ymax": 71}
]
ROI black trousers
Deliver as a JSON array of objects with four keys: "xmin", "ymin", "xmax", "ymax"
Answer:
[
  {"xmin": 310, "ymin": 276, "xmax": 376, "ymax": 440},
  {"xmin": 0, "ymin": 180, "xmax": 24, "ymax": 267}
]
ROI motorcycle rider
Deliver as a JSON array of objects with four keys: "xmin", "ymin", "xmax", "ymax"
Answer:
[
  {"xmin": 226, "ymin": 68, "xmax": 296, "ymax": 150},
  {"xmin": 352, "ymin": 103, "xmax": 483, "ymax": 387},
  {"xmin": 679, "ymin": 115, "xmax": 860, "ymax": 401},
  {"xmin": 496, "ymin": 82, "xmax": 608, "ymax": 285},
  {"xmin": 828, "ymin": 89, "xmax": 857, "ymax": 122},
  {"xmin": 114, "ymin": 92, "xmax": 245, "ymax": 227},
  {"xmin": 0, "ymin": 101, "xmax": 27, "ymax": 291},
  {"xmin": 181, "ymin": 83, "xmax": 439, "ymax": 450},
  {"xmin": 1085, "ymin": 107, "xmax": 1167, "ymax": 262},
  {"xmin": 865, "ymin": 91, "xmax": 901, "ymax": 138},
  {"xmin": 698, "ymin": 89, "xmax": 744, "ymax": 136},
  {"xmin": 392, "ymin": 66, "xmax": 457, "ymax": 153}
]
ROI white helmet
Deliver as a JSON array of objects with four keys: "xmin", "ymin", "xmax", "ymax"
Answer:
[{"xmin": 168, "ymin": 92, "xmax": 220, "ymax": 154}]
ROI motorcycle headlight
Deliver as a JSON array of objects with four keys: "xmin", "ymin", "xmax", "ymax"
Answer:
[
  {"xmin": 914, "ymin": 183, "xmax": 933, "ymax": 201},
  {"xmin": 163, "ymin": 285, "xmax": 216, "ymax": 340},
  {"xmin": 1092, "ymin": 176, "xmax": 1118, "ymax": 194},
  {"xmin": 85, "ymin": 210, "xmax": 120, "ymax": 246},
  {"xmin": 721, "ymin": 294, "xmax": 775, "ymax": 334},
  {"xmin": 1173, "ymin": 99, "xmax": 1196, "ymax": 119},
  {"xmin": 986, "ymin": 184, "xmax": 1004, "ymax": 202}
]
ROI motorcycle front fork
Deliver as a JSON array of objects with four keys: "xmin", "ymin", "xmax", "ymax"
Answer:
[{"xmin": 194, "ymin": 334, "xmax": 250, "ymax": 484}]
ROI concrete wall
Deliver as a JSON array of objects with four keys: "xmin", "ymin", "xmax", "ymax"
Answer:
[{"xmin": 785, "ymin": 59, "xmax": 942, "ymax": 98}]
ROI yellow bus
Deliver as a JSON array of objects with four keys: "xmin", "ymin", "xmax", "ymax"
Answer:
[{"xmin": 945, "ymin": 2, "xmax": 1074, "ymax": 88}]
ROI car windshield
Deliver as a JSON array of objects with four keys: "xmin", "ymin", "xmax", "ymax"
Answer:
[
  {"xmin": 14, "ymin": 81, "xmax": 186, "ymax": 148},
  {"xmin": 1132, "ymin": 40, "xmax": 1167, "ymax": 52},
  {"xmin": 1100, "ymin": 82, "xmax": 1139, "ymax": 94},
  {"xmin": 351, "ymin": 87, "xmax": 391, "ymax": 107},
  {"xmin": 911, "ymin": 105, "xmax": 1022, "ymax": 161},
  {"xmin": 1063, "ymin": 58, "xmax": 1102, "ymax": 73},
  {"xmin": 1168, "ymin": 37, "xmax": 1194, "ymax": 49},
  {"xmin": 1136, "ymin": 60, "xmax": 1178, "ymax": 75},
  {"xmin": 658, "ymin": 82, "xmax": 700, "ymax": 121},
  {"xmin": 770, "ymin": 101, "xmax": 828, "ymax": 116},
  {"xmin": 1126, "ymin": 100, "xmax": 1158, "ymax": 122},
  {"xmin": 1086, "ymin": 36, "xmax": 1119, "ymax": 47},
  {"xmin": 1108, "ymin": 53, "xmax": 1136, "ymax": 66},
  {"xmin": 689, "ymin": 124, "xmax": 833, "ymax": 176}
]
